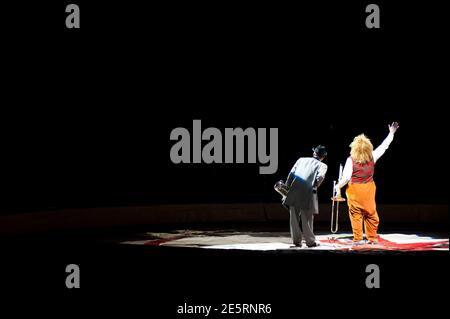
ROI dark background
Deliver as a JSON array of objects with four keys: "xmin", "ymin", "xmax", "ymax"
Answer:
[
  {"xmin": 1, "ymin": 1, "xmax": 447, "ymax": 214},
  {"xmin": 0, "ymin": 1, "xmax": 448, "ymax": 317}
]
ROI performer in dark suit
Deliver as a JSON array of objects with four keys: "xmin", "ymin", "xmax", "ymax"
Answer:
[{"xmin": 283, "ymin": 146, "xmax": 328, "ymax": 247}]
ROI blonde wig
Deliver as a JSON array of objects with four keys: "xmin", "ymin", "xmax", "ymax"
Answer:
[{"xmin": 350, "ymin": 134, "xmax": 373, "ymax": 164}]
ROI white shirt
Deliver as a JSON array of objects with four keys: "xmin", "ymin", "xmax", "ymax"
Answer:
[{"xmin": 337, "ymin": 132, "xmax": 394, "ymax": 188}]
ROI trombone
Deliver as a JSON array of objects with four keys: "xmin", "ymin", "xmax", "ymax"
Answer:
[{"xmin": 331, "ymin": 164, "xmax": 345, "ymax": 234}]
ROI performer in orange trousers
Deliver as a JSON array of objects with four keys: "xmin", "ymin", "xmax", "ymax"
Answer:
[{"xmin": 335, "ymin": 122, "xmax": 399, "ymax": 244}]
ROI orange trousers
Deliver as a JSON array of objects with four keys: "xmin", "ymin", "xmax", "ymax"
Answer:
[{"xmin": 346, "ymin": 181, "xmax": 379, "ymax": 242}]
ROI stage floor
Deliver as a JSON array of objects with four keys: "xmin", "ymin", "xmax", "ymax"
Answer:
[
  {"xmin": 2, "ymin": 225, "xmax": 449, "ymax": 316},
  {"xmin": 121, "ymin": 229, "xmax": 449, "ymax": 252}
]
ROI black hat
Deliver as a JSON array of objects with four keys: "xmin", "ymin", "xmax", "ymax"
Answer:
[{"xmin": 312, "ymin": 145, "xmax": 327, "ymax": 157}]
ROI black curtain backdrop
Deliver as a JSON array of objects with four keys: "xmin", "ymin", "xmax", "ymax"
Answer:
[
  {"xmin": 1, "ymin": 2, "xmax": 448, "ymax": 317},
  {"xmin": 1, "ymin": 1, "xmax": 447, "ymax": 213}
]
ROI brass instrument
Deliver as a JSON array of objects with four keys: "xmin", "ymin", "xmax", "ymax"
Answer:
[
  {"xmin": 331, "ymin": 164, "xmax": 345, "ymax": 234},
  {"xmin": 274, "ymin": 180, "xmax": 290, "ymax": 199}
]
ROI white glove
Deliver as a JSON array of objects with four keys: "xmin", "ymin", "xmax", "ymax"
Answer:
[
  {"xmin": 334, "ymin": 184, "xmax": 341, "ymax": 197},
  {"xmin": 388, "ymin": 122, "xmax": 399, "ymax": 134}
]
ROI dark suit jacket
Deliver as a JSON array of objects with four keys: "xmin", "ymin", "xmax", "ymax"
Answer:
[{"xmin": 282, "ymin": 157, "xmax": 327, "ymax": 213}]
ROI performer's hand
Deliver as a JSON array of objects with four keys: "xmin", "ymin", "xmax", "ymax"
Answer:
[
  {"xmin": 334, "ymin": 184, "xmax": 341, "ymax": 197},
  {"xmin": 388, "ymin": 122, "xmax": 399, "ymax": 134}
]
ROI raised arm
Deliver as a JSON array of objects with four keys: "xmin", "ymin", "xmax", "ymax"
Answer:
[{"xmin": 373, "ymin": 122, "xmax": 399, "ymax": 162}]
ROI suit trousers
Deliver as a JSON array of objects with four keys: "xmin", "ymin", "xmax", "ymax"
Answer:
[
  {"xmin": 346, "ymin": 181, "xmax": 379, "ymax": 242},
  {"xmin": 289, "ymin": 206, "xmax": 315, "ymax": 246}
]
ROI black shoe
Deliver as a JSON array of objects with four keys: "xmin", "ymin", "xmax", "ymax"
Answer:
[{"xmin": 307, "ymin": 242, "xmax": 320, "ymax": 248}]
